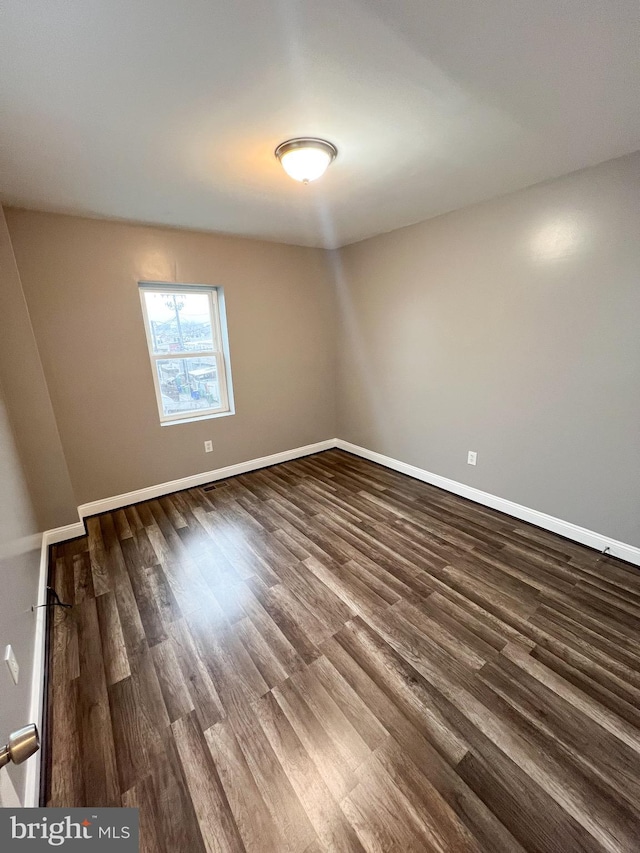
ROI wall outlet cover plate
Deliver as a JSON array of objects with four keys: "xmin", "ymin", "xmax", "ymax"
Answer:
[{"xmin": 4, "ymin": 645, "xmax": 19, "ymax": 685}]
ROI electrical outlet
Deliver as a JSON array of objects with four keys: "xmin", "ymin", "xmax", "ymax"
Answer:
[
  {"xmin": 4, "ymin": 645, "xmax": 19, "ymax": 685},
  {"xmin": 467, "ymin": 450, "xmax": 477, "ymax": 466},
  {"xmin": 204, "ymin": 440, "xmax": 213, "ymax": 453}
]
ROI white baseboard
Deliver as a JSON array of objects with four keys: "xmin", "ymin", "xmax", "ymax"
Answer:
[
  {"xmin": 24, "ymin": 534, "xmax": 49, "ymax": 807},
  {"xmin": 24, "ymin": 439, "xmax": 335, "ymax": 803},
  {"xmin": 25, "ymin": 434, "xmax": 639, "ymax": 805},
  {"xmin": 23, "ymin": 520, "xmax": 95, "ymax": 806},
  {"xmin": 45, "ymin": 522, "xmax": 86, "ymax": 544},
  {"xmin": 23, "ymin": 438, "xmax": 337, "ymax": 804},
  {"xmin": 77, "ymin": 439, "xmax": 336, "ymax": 518},
  {"xmin": 335, "ymin": 439, "xmax": 640, "ymax": 567}
]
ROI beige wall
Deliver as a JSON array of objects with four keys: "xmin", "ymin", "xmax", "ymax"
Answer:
[
  {"xmin": 2, "ymin": 151, "xmax": 638, "ymax": 801},
  {"xmin": 337, "ymin": 152, "xmax": 640, "ymax": 547},
  {"xmin": 0, "ymin": 209, "xmax": 76, "ymax": 529},
  {"xmin": 5, "ymin": 210, "xmax": 337, "ymax": 506},
  {"xmin": 4, "ymin": 152, "xmax": 639, "ymax": 551},
  {"xmin": 0, "ymin": 206, "xmax": 78, "ymax": 800},
  {"xmin": 0, "ymin": 380, "xmax": 40, "ymax": 803}
]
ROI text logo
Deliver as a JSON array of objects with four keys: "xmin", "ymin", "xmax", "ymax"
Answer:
[{"xmin": 0, "ymin": 808, "xmax": 138, "ymax": 850}]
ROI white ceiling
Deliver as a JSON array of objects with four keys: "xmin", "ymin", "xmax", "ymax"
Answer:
[{"xmin": 1, "ymin": 0, "xmax": 638, "ymax": 248}]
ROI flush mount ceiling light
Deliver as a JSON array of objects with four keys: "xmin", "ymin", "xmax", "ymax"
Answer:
[{"xmin": 275, "ymin": 138, "xmax": 337, "ymax": 184}]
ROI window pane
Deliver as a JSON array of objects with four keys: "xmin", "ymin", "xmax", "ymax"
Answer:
[
  {"xmin": 144, "ymin": 291, "xmax": 214, "ymax": 354},
  {"xmin": 156, "ymin": 357, "xmax": 221, "ymax": 417}
]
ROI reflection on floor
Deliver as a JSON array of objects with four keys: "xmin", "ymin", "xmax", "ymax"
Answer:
[{"xmin": 47, "ymin": 450, "xmax": 640, "ymax": 852}]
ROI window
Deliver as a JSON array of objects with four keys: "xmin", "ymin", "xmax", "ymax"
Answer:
[{"xmin": 139, "ymin": 284, "xmax": 233, "ymax": 425}]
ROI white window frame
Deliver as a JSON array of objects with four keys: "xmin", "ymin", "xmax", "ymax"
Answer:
[{"xmin": 139, "ymin": 283, "xmax": 232, "ymax": 425}]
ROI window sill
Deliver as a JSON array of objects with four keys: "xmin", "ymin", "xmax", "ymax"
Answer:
[{"xmin": 160, "ymin": 409, "xmax": 235, "ymax": 427}]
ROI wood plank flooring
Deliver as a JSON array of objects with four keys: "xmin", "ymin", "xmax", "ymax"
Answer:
[{"xmin": 47, "ymin": 449, "xmax": 640, "ymax": 852}]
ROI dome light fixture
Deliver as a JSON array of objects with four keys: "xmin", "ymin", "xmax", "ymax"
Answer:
[{"xmin": 275, "ymin": 137, "xmax": 337, "ymax": 184}]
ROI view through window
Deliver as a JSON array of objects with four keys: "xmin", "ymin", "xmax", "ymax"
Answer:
[{"xmin": 139, "ymin": 285, "xmax": 232, "ymax": 423}]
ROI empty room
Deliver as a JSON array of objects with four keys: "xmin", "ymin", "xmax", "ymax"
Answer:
[{"xmin": 0, "ymin": 1, "xmax": 639, "ymax": 851}]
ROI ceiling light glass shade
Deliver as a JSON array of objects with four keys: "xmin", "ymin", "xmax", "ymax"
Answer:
[{"xmin": 275, "ymin": 138, "xmax": 337, "ymax": 183}]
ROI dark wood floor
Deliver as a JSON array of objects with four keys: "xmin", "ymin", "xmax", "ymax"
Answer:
[{"xmin": 47, "ymin": 449, "xmax": 640, "ymax": 852}]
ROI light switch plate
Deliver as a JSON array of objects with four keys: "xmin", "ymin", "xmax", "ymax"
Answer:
[{"xmin": 4, "ymin": 645, "xmax": 19, "ymax": 685}]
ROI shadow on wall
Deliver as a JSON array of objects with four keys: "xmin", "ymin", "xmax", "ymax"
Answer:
[{"xmin": 0, "ymin": 391, "xmax": 41, "ymax": 805}]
